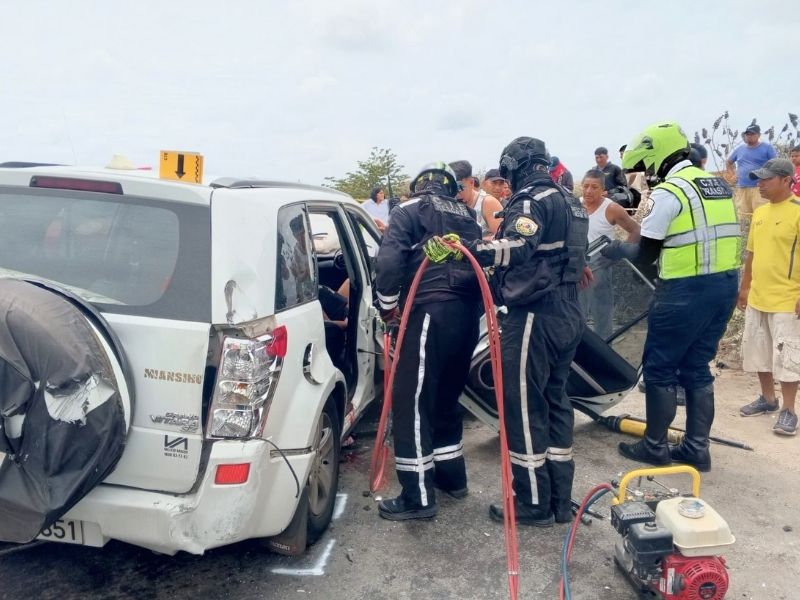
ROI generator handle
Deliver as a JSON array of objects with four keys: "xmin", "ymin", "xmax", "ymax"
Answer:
[{"xmin": 611, "ymin": 465, "xmax": 701, "ymax": 505}]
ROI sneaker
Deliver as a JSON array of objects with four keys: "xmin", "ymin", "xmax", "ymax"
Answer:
[
  {"xmin": 740, "ymin": 395, "xmax": 780, "ymax": 417},
  {"xmin": 773, "ymin": 409, "xmax": 798, "ymax": 436}
]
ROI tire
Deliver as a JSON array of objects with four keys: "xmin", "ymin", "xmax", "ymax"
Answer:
[
  {"xmin": 306, "ymin": 398, "xmax": 341, "ymax": 544},
  {"xmin": 0, "ymin": 279, "xmax": 129, "ymax": 543}
]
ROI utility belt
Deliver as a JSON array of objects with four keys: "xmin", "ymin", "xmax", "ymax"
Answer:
[{"xmin": 404, "ymin": 260, "xmax": 480, "ymax": 305}]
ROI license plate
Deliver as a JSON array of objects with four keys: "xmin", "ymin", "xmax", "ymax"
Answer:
[{"xmin": 37, "ymin": 519, "xmax": 84, "ymax": 545}]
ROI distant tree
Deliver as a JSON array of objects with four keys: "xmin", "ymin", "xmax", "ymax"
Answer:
[
  {"xmin": 694, "ymin": 111, "xmax": 799, "ymax": 174},
  {"xmin": 324, "ymin": 147, "xmax": 409, "ymax": 200}
]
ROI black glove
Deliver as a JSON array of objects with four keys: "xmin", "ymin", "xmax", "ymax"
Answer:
[
  {"xmin": 600, "ymin": 239, "xmax": 639, "ymax": 261},
  {"xmin": 380, "ymin": 307, "xmax": 400, "ymax": 332}
]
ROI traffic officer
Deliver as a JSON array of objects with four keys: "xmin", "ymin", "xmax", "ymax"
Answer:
[
  {"xmin": 605, "ymin": 122, "xmax": 739, "ymax": 471},
  {"xmin": 375, "ymin": 162, "xmax": 483, "ymax": 521},
  {"xmin": 427, "ymin": 137, "xmax": 589, "ymax": 526}
]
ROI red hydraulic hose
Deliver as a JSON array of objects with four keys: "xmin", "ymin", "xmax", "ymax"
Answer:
[
  {"xmin": 369, "ymin": 259, "xmax": 429, "ymax": 495},
  {"xmin": 368, "ymin": 243, "xmax": 519, "ymax": 600},
  {"xmin": 368, "ymin": 331, "xmax": 394, "ymax": 492}
]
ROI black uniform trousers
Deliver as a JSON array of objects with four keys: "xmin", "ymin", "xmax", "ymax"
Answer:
[
  {"xmin": 392, "ymin": 299, "xmax": 480, "ymax": 507},
  {"xmin": 500, "ymin": 285, "xmax": 584, "ymax": 515}
]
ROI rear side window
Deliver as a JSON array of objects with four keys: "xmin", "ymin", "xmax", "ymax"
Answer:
[
  {"xmin": 275, "ymin": 204, "xmax": 317, "ymax": 311},
  {"xmin": 0, "ymin": 188, "xmax": 210, "ymax": 321}
]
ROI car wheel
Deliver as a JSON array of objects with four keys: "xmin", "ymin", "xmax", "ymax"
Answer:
[{"xmin": 306, "ymin": 398, "xmax": 341, "ymax": 544}]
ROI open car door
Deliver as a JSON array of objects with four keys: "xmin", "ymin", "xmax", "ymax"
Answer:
[{"xmin": 461, "ymin": 236, "xmax": 655, "ymax": 431}]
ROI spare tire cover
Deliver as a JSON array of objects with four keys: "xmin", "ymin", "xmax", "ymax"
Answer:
[{"xmin": 0, "ymin": 279, "xmax": 127, "ymax": 543}]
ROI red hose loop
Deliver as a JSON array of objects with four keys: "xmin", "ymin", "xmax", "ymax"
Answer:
[{"xmin": 368, "ymin": 244, "xmax": 519, "ymax": 600}]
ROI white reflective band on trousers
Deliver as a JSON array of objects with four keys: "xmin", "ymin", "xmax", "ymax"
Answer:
[
  {"xmin": 518, "ymin": 313, "xmax": 539, "ymax": 502},
  {"xmin": 412, "ymin": 313, "xmax": 431, "ymax": 505},
  {"xmin": 509, "ymin": 450, "xmax": 546, "ymax": 469},
  {"xmin": 395, "ymin": 454, "xmax": 434, "ymax": 472},
  {"xmin": 433, "ymin": 442, "xmax": 464, "ymax": 462},
  {"xmin": 545, "ymin": 446, "xmax": 573, "ymax": 462}
]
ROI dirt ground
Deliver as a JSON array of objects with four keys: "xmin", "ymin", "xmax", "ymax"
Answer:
[
  {"xmin": 602, "ymin": 364, "xmax": 800, "ymax": 600},
  {"xmin": 659, "ymin": 364, "xmax": 799, "ymax": 473}
]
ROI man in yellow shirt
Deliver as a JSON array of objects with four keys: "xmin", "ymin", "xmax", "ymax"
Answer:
[{"xmin": 738, "ymin": 158, "xmax": 800, "ymax": 435}]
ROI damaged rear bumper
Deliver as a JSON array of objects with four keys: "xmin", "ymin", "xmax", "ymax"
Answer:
[{"xmin": 59, "ymin": 439, "xmax": 314, "ymax": 555}]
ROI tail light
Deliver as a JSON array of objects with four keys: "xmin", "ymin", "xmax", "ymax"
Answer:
[
  {"xmin": 30, "ymin": 175, "xmax": 123, "ymax": 194},
  {"xmin": 206, "ymin": 326, "xmax": 286, "ymax": 439},
  {"xmin": 215, "ymin": 463, "xmax": 251, "ymax": 485}
]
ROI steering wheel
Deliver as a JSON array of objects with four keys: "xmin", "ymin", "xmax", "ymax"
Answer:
[{"xmin": 333, "ymin": 250, "xmax": 346, "ymax": 271}]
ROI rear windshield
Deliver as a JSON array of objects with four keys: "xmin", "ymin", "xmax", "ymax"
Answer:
[{"xmin": 0, "ymin": 187, "xmax": 210, "ymax": 321}]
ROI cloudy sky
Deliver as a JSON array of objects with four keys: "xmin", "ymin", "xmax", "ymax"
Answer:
[{"xmin": 1, "ymin": 0, "xmax": 796, "ymax": 189}]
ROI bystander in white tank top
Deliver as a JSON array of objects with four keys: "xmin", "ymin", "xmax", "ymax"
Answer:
[
  {"xmin": 585, "ymin": 197, "xmax": 615, "ymax": 243},
  {"xmin": 473, "ymin": 190, "xmax": 491, "ymax": 237}
]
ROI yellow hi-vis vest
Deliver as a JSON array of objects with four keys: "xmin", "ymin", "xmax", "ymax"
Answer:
[{"xmin": 657, "ymin": 165, "xmax": 740, "ymax": 279}]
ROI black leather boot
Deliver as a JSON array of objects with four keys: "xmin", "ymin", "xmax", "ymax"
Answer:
[
  {"xmin": 618, "ymin": 384, "xmax": 676, "ymax": 466},
  {"xmin": 489, "ymin": 501, "xmax": 555, "ymax": 527},
  {"xmin": 670, "ymin": 384, "xmax": 714, "ymax": 472},
  {"xmin": 378, "ymin": 495, "xmax": 438, "ymax": 521}
]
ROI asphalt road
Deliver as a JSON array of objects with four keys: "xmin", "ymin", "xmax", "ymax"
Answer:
[{"xmin": 0, "ymin": 391, "xmax": 797, "ymax": 600}]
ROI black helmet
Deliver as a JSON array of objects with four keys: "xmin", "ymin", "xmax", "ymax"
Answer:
[
  {"xmin": 499, "ymin": 137, "xmax": 550, "ymax": 191},
  {"xmin": 409, "ymin": 161, "xmax": 459, "ymax": 197}
]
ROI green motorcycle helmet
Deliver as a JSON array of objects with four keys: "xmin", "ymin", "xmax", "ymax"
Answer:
[{"xmin": 621, "ymin": 122, "xmax": 691, "ymax": 180}]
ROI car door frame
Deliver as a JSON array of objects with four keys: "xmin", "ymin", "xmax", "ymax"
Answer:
[{"xmin": 306, "ymin": 201, "xmax": 378, "ymax": 432}]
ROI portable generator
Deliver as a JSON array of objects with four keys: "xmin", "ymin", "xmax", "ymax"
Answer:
[{"xmin": 610, "ymin": 466, "xmax": 734, "ymax": 600}]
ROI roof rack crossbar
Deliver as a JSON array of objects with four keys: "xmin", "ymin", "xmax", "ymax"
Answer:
[{"xmin": 209, "ymin": 178, "xmax": 348, "ymax": 197}]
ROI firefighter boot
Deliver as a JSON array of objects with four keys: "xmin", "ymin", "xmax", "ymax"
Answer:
[
  {"xmin": 618, "ymin": 384, "xmax": 676, "ymax": 466},
  {"xmin": 670, "ymin": 384, "xmax": 714, "ymax": 472},
  {"xmin": 489, "ymin": 501, "xmax": 555, "ymax": 527}
]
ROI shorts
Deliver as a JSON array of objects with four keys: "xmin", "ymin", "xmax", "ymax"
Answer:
[
  {"xmin": 734, "ymin": 186, "xmax": 766, "ymax": 218},
  {"xmin": 742, "ymin": 306, "xmax": 800, "ymax": 381}
]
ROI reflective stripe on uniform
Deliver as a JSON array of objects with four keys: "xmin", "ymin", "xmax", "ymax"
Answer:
[
  {"xmin": 476, "ymin": 238, "xmax": 525, "ymax": 267},
  {"xmin": 509, "ymin": 450, "xmax": 546, "ymax": 469},
  {"xmin": 664, "ymin": 223, "xmax": 741, "ymax": 247},
  {"xmin": 433, "ymin": 442, "xmax": 464, "ymax": 462},
  {"xmin": 533, "ymin": 188, "xmax": 558, "ymax": 201},
  {"xmin": 377, "ymin": 291, "xmax": 400, "ymax": 310},
  {"xmin": 536, "ymin": 240, "xmax": 565, "ymax": 251},
  {"xmin": 412, "ymin": 313, "xmax": 432, "ymax": 505},
  {"xmin": 395, "ymin": 455, "xmax": 434, "ymax": 472},
  {"xmin": 518, "ymin": 313, "xmax": 538, "ymax": 502},
  {"xmin": 546, "ymin": 446, "xmax": 573, "ymax": 462},
  {"xmin": 377, "ymin": 291, "xmax": 399, "ymax": 303},
  {"xmin": 668, "ymin": 177, "xmax": 712, "ymax": 272}
]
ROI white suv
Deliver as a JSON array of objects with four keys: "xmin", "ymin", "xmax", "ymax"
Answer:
[{"xmin": 0, "ymin": 163, "xmax": 383, "ymax": 555}]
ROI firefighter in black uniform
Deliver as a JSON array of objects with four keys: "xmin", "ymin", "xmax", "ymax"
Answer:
[
  {"xmin": 427, "ymin": 138, "xmax": 589, "ymax": 526},
  {"xmin": 375, "ymin": 162, "xmax": 483, "ymax": 521}
]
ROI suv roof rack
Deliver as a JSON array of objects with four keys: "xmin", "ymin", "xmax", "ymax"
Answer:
[
  {"xmin": 0, "ymin": 162, "xmax": 64, "ymax": 168},
  {"xmin": 210, "ymin": 178, "xmax": 349, "ymax": 197}
]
